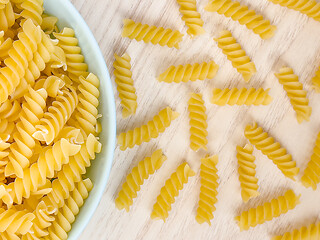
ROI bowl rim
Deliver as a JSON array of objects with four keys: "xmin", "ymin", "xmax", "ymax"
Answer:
[{"xmin": 43, "ymin": 0, "xmax": 116, "ymax": 239}]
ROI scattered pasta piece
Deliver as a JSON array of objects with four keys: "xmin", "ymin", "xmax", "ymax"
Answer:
[
  {"xmin": 245, "ymin": 122, "xmax": 299, "ymax": 180},
  {"xmin": 272, "ymin": 221, "xmax": 320, "ymax": 240},
  {"xmin": 117, "ymin": 107, "xmax": 179, "ymax": 150},
  {"xmin": 311, "ymin": 66, "xmax": 320, "ymax": 92},
  {"xmin": 214, "ymin": 30, "xmax": 256, "ymax": 82},
  {"xmin": 275, "ymin": 67, "xmax": 311, "ymax": 123},
  {"xmin": 236, "ymin": 144, "xmax": 259, "ymax": 202},
  {"xmin": 235, "ymin": 190, "xmax": 300, "ymax": 231},
  {"xmin": 212, "ymin": 88, "xmax": 272, "ymax": 106},
  {"xmin": 151, "ymin": 162, "xmax": 195, "ymax": 221},
  {"xmin": 122, "ymin": 19, "xmax": 184, "ymax": 49},
  {"xmin": 115, "ymin": 149, "xmax": 167, "ymax": 212},
  {"xmin": 176, "ymin": 0, "xmax": 205, "ymax": 36},
  {"xmin": 188, "ymin": 93, "xmax": 208, "ymax": 151},
  {"xmin": 113, "ymin": 53, "xmax": 137, "ymax": 118},
  {"xmin": 205, "ymin": 0, "xmax": 276, "ymax": 39},
  {"xmin": 157, "ymin": 61, "xmax": 219, "ymax": 83},
  {"xmin": 301, "ymin": 130, "xmax": 320, "ymax": 190},
  {"xmin": 196, "ymin": 155, "xmax": 219, "ymax": 225}
]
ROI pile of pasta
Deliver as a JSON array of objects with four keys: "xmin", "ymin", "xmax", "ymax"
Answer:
[
  {"xmin": 0, "ymin": 0, "xmax": 102, "ymax": 239},
  {"xmin": 114, "ymin": 0, "xmax": 320, "ymax": 239}
]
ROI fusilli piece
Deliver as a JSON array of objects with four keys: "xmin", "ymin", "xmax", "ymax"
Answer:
[
  {"xmin": 245, "ymin": 122, "xmax": 299, "ymax": 180},
  {"xmin": 151, "ymin": 162, "xmax": 195, "ymax": 221},
  {"xmin": 205, "ymin": 0, "xmax": 276, "ymax": 39},
  {"xmin": 117, "ymin": 107, "xmax": 179, "ymax": 150},
  {"xmin": 0, "ymin": 31, "xmax": 12, "ymax": 61},
  {"xmin": 115, "ymin": 149, "xmax": 167, "ymax": 212},
  {"xmin": 272, "ymin": 222, "xmax": 320, "ymax": 240},
  {"xmin": 188, "ymin": 93, "xmax": 208, "ymax": 151},
  {"xmin": 157, "ymin": 61, "xmax": 219, "ymax": 83},
  {"xmin": 41, "ymin": 13, "xmax": 58, "ymax": 34},
  {"xmin": 19, "ymin": 0, "xmax": 44, "ymax": 26},
  {"xmin": 301, "ymin": 131, "xmax": 320, "ymax": 190},
  {"xmin": 0, "ymin": 1, "xmax": 14, "ymax": 32},
  {"xmin": 0, "ymin": 99, "xmax": 21, "ymax": 122},
  {"xmin": 0, "ymin": 0, "xmax": 9, "ymax": 9},
  {"xmin": 275, "ymin": 67, "xmax": 311, "ymax": 123},
  {"xmin": 113, "ymin": 53, "xmax": 137, "ymax": 118},
  {"xmin": 196, "ymin": 155, "xmax": 219, "ymax": 225},
  {"xmin": 268, "ymin": 0, "xmax": 320, "ymax": 22},
  {"xmin": 214, "ymin": 30, "xmax": 256, "ymax": 82},
  {"xmin": 176, "ymin": 0, "xmax": 205, "ymax": 36},
  {"xmin": 122, "ymin": 19, "xmax": 184, "ymax": 49},
  {"xmin": 211, "ymin": 87, "xmax": 272, "ymax": 106},
  {"xmin": 312, "ymin": 66, "xmax": 320, "ymax": 92},
  {"xmin": 236, "ymin": 144, "xmax": 259, "ymax": 203},
  {"xmin": 235, "ymin": 190, "xmax": 300, "ymax": 231}
]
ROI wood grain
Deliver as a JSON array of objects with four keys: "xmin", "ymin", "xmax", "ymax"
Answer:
[{"xmin": 70, "ymin": 0, "xmax": 320, "ymax": 239}]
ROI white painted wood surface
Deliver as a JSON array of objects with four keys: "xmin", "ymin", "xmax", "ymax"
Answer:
[{"xmin": 71, "ymin": 0, "xmax": 320, "ymax": 239}]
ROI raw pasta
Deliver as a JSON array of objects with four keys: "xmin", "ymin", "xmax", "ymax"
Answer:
[
  {"xmin": 301, "ymin": 130, "xmax": 320, "ymax": 190},
  {"xmin": 245, "ymin": 122, "xmax": 299, "ymax": 180},
  {"xmin": 151, "ymin": 162, "xmax": 195, "ymax": 221},
  {"xmin": 205, "ymin": 0, "xmax": 276, "ymax": 39},
  {"xmin": 211, "ymin": 88, "xmax": 272, "ymax": 106},
  {"xmin": 196, "ymin": 155, "xmax": 219, "ymax": 225},
  {"xmin": 113, "ymin": 53, "xmax": 137, "ymax": 118},
  {"xmin": 236, "ymin": 144, "xmax": 259, "ymax": 203},
  {"xmin": 115, "ymin": 149, "xmax": 167, "ymax": 212},
  {"xmin": 0, "ymin": 1, "xmax": 14, "ymax": 32},
  {"xmin": 122, "ymin": 19, "xmax": 184, "ymax": 49},
  {"xmin": 18, "ymin": 0, "xmax": 44, "ymax": 26},
  {"xmin": 188, "ymin": 93, "xmax": 208, "ymax": 151},
  {"xmin": 214, "ymin": 30, "xmax": 256, "ymax": 82},
  {"xmin": 275, "ymin": 67, "xmax": 311, "ymax": 123},
  {"xmin": 235, "ymin": 190, "xmax": 300, "ymax": 231},
  {"xmin": 311, "ymin": 66, "xmax": 320, "ymax": 92},
  {"xmin": 176, "ymin": 0, "xmax": 205, "ymax": 36},
  {"xmin": 157, "ymin": 61, "xmax": 219, "ymax": 83},
  {"xmin": 272, "ymin": 221, "xmax": 320, "ymax": 240},
  {"xmin": 117, "ymin": 107, "xmax": 179, "ymax": 150}
]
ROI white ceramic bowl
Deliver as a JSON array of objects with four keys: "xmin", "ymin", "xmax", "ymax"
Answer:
[{"xmin": 43, "ymin": 0, "xmax": 116, "ymax": 239}]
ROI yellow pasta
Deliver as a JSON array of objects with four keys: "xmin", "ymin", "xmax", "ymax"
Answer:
[
  {"xmin": 188, "ymin": 93, "xmax": 208, "ymax": 151},
  {"xmin": 211, "ymin": 87, "xmax": 272, "ymax": 106},
  {"xmin": 115, "ymin": 149, "xmax": 167, "ymax": 212},
  {"xmin": 196, "ymin": 155, "xmax": 219, "ymax": 225},
  {"xmin": 122, "ymin": 19, "xmax": 184, "ymax": 49},
  {"xmin": 0, "ymin": 1, "xmax": 14, "ymax": 32},
  {"xmin": 205, "ymin": 0, "xmax": 276, "ymax": 39},
  {"xmin": 113, "ymin": 53, "xmax": 137, "ymax": 118},
  {"xmin": 301, "ymin": 130, "xmax": 320, "ymax": 190},
  {"xmin": 19, "ymin": 0, "xmax": 44, "ymax": 26},
  {"xmin": 157, "ymin": 61, "xmax": 219, "ymax": 83},
  {"xmin": 235, "ymin": 190, "xmax": 300, "ymax": 231},
  {"xmin": 311, "ymin": 66, "xmax": 320, "ymax": 92},
  {"xmin": 272, "ymin": 222, "xmax": 320, "ymax": 240},
  {"xmin": 214, "ymin": 30, "xmax": 256, "ymax": 82},
  {"xmin": 41, "ymin": 13, "xmax": 58, "ymax": 34},
  {"xmin": 245, "ymin": 122, "xmax": 299, "ymax": 180},
  {"xmin": 275, "ymin": 67, "xmax": 311, "ymax": 123},
  {"xmin": 0, "ymin": 31, "xmax": 12, "ymax": 61},
  {"xmin": 236, "ymin": 144, "xmax": 259, "ymax": 203},
  {"xmin": 176, "ymin": 0, "xmax": 205, "ymax": 36},
  {"xmin": 151, "ymin": 162, "xmax": 195, "ymax": 221},
  {"xmin": 0, "ymin": 0, "xmax": 9, "ymax": 9},
  {"xmin": 0, "ymin": 99, "xmax": 21, "ymax": 122},
  {"xmin": 268, "ymin": 0, "xmax": 320, "ymax": 22},
  {"xmin": 117, "ymin": 107, "xmax": 179, "ymax": 150}
]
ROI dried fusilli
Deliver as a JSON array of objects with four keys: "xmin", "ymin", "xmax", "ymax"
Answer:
[
  {"xmin": 19, "ymin": 0, "xmax": 44, "ymax": 26},
  {"xmin": 272, "ymin": 221, "xmax": 320, "ymax": 240},
  {"xmin": 0, "ymin": 1, "xmax": 14, "ymax": 32}
]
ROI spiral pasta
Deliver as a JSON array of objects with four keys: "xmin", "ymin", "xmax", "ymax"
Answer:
[
  {"xmin": 272, "ymin": 222, "xmax": 320, "ymax": 240},
  {"xmin": 151, "ymin": 162, "xmax": 195, "ymax": 221},
  {"xmin": 113, "ymin": 53, "xmax": 137, "ymax": 118},
  {"xmin": 188, "ymin": 93, "xmax": 208, "ymax": 152},
  {"xmin": 0, "ymin": 1, "xmax": 14, "ymax": 32},
  {"xmin": 312, "ymin": 66, "xmax": 320, "ymax": 92},
  {"xmin": 268, "ymin": 0, "xmax": 320, "ymax": 22},
  {"xmin": 205, "ymin": 0, "xmax": 276, "ymax": 39},
  {"xmin": 157, "ymin": 61, "xmax": 219, "ymax": 83},
  {"xmin": 34, "ymin": 75, "xmax": 65, "ymax": 97},
  {"xmin": 176, "ymin": 0, "xmax": 205, "ymax": 36},
  {"xmin": 0, "ymin": 0, "xmax": 8, "ymax": 9},
  {"xmin": 0, "ymin": 99, "xmax": 21, "ymax": 122},
  {"xmin": 245, "ymin": 122, "xmax": 299, "ymax": 180},
  {"xmin": 236, "ymin": 144, "xmax": 259, "ymax": 203},
  {"xmin": 115, "ymin": 149, "xmax": 167, "ymax": 212},
  {"xmin": 41, "ymin": 13, "xmax": 58, "ymax": 34},
  {"xmin": 0, "ymin": 32, "xmax": 12, "ymax": 61},
  {"xmin": 211, "ymin": 87, "xmax": 272, "ymax": 106},
  {"xmin": 275, "ymin": 67, "xmax": 311, "ymax": 123},
  {"xmin": 122, "ymin": 19, "xmax": 184, "ymax": 49},
  {"xmin": 301, "ymin": 131, "xmax": 320, "ymax": 190},
  {"xmin": 214, "ymin": 30, "xmax": 256, "ymax": 82},
  {"xmin": 118, "ymin": 107, "xmax": 179, "ymax": 150},
  {"xmin": 196, "ymin": 155, "xmax": 219, "ymax": 225},
  {"xmin": 236, "ymin": 190, "xmax": 300, "ymax": 231},
  {"xmin": 19, "ymin": 0, "xmax": 44, "ymax": 26}
]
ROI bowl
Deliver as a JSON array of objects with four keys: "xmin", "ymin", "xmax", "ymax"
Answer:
[{"xmin": 43, "ymin": 0, "xmax": 116, "ymax": 239}]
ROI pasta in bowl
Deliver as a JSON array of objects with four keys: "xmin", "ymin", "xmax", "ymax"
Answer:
[{"xmin": 0, "ymin": 0, "xmax": 116, "ymax": 239}]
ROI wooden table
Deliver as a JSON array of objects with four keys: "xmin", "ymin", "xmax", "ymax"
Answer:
[{"xmin": 71, "ymin": 0, "xmax": 320, "ymax": 239}]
